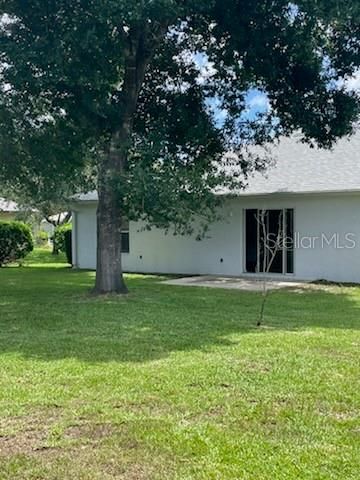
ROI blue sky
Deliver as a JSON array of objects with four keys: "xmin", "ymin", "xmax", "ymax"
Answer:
[
  {"xmin": 193, "ymin": 52, "xmax": 271, "ymax": 126},
  {"xmin": 206, "ymin": 89, "xmax": 270, "ymax": 128}
]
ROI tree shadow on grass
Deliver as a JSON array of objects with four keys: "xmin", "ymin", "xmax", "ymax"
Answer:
[{"xmin": 0, "ymin": 267, "xmax": 359, "ymax": 363}]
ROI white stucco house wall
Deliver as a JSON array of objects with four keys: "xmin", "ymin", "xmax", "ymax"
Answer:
[{"xmin": 72, "ymin": 133, "xmax": 360, "ymax": 283}]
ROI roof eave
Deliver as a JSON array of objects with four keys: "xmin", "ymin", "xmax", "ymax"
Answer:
[
  {"xmin": 220, "ymin": 188, "xmax": 360, "ymax": 198},
  {"xmin": 72, "ymin": 187, "xmax": 360, "ymax": 206}
]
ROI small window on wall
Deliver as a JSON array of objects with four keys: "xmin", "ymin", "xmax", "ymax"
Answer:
[{"xmin": 121, "ymin": 220, "xmax": 130, "ymax": 253}]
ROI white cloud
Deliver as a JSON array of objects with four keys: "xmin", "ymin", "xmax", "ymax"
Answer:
[
  {"xmin": 193, "ymin": 52, "xmax": 216, "ymax": 86},
  {"xmin": 0, "ymin": 13, "xmax": 17, "ymax": 30},
  {"xmin": 346, "ymin": 70, "xmax": 360, "ymax": 93}
]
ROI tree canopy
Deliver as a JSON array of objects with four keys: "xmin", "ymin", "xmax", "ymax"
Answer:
[{"xmin": 0, "ymin": 0, "xmax": 359, "ymax": 292}]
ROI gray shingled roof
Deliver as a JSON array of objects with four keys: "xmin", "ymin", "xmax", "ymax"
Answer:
[
  {"xmin": 241, "ymin": 131, "xmax": 360, "ymax": 195},
  {"xmin": 0, "ymin": 198, "xmax": 19, "ymax": 212},
  {"xmin": 76, "ymin": 132, "xmax": 360, "ymax": 202},
  {"xmin": 74, "ymin": 191, "xmax": 98, "ymax": 202}
]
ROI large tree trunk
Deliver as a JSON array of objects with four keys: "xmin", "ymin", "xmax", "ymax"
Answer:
[
  {"xmin": 93, "ymin": 26, "xmax": 165, "ymax": 294},
  {"xmin": 94, "ymin": 66, "xmax": 143, "ymax": 294},
  {"xmin": 94, "ymin": 132, "xmax": 129, "ymax": 294},
  {"xmin": 95, "ymin": 190, "xmax": 128, "ymax": 294}
]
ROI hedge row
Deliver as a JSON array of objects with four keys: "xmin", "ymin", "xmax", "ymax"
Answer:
[
  {"xmin": 0, "ymin": 221, "xmax": 34, "ymax": 266},
  {"xmin": 53, "ymin": 223, "xmax": 72, "ymax": 264}
]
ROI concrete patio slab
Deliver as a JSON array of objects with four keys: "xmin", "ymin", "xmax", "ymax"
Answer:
[{"xmin": 162, "ymin": 275, "xmax": 310, "ymax": 291}]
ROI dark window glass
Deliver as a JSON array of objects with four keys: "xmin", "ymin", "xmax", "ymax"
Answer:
[
  {"xmin": 245, "ymin": 208, "xmax": 294, "ymax": 275},
  {"xmin": 246, "ymin": 209, "xmax": 258, "ymax": 272},
  {"xmin": 121, "ymin": 231, "xmax": 129, "ymax": 253},
  {"xmin": 266, "ymin": 209, "xmax": 283, "ymax": 274},
  {"xmin": 286, "ymin": 209, "xmax": 294, "ymax": 274},
  {"xmin": 120, "ymin": 219, "xmax": 129, "ymax": 253}
]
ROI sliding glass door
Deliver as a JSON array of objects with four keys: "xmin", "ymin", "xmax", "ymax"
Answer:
[{"xmin": 245, "ymin": 209, "xmax": 294, "ymax": 275}]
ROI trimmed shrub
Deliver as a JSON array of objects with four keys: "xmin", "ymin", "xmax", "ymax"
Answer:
[
  {"xmin": 53, "ymin": 223, "xmax": 72, "ymax": 264},
  {"xmin": 35, "ymin": 229, "xmax": 49, "ymax": 247},
  {"xmin": 64, "ymin": 228, "xmax": 72, "ymax": 264},
  {"xmin": 0, "ymin": 221, "xmax": 34, "ymax": 266}
]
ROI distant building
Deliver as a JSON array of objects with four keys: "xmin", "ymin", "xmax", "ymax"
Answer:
[{"xmin": 0, "ymin": 198, "xmax": 20, "ymax": 221}]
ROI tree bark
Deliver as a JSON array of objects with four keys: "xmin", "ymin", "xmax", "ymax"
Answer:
[
  {"xmin": 95, "ymin": 123, "xmax": 133, "ymax": 294},
  {"xmin": 95, "ymin": 147, "xmax": 128, "ymax": 294},
  {"xmin": 94, "ymin": 30, "xmax": 153, "ymax": 294}
]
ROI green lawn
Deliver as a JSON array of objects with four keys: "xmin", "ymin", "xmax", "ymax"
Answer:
[{"xmin": 0, "ymin": 250, "xmax": 359, "ymax": 479}]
